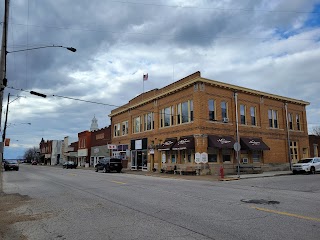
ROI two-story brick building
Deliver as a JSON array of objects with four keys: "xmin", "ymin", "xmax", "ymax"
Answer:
[
  {"xmin": 110, "ymin": 71, "xmax": 309, "ymax": 174},
  {"xmin": 309, "ymin": 135, "xmax": 320, "ymax": 157},
  {"xmin": 90, "ymin": 126, "xmax": 112, "ymax": 167},
  {"xmin": 78, "ymin": 131, "xmax": 91, "ymax": 167}
]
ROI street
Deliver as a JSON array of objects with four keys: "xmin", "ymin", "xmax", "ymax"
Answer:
[{"xmin": 2, "ymin": 164, "xmax": 320, "ymax": 240}]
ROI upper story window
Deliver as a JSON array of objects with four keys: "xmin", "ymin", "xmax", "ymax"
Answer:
[
  {"xmin": 221, "ymin": 101, "xmax": 228, "ymax": 119},
  {"xmin": 208, "ymin": 99, "xmax": 215, "ymax": 121},
  {"xmin": 114, "ymin": 123, "xmax": 120, "ymax": 137},
  {"xmin": 177, "ymin": 100, "xmax": 193, "ymax": 124},
  {"xmin": 122, "ymin": 121, "xmax": 128, "ymax": 135},
  {"xmin": 240, "ymin": 104, "xmax": 246, "ymax": 124},
  {"xmin": 268, "ymin": 109, "xmax": 278, "ymax": 128},
  {"xmin": 250, "ymin": 106, "xmax": 256, "ymax": 126},
  {"xmin": 288, "ymin": 113, "xmax": 293, "ymax": 130},
  {"xmin": 296, "ymin": 114, "xmax": 301, "ymax": 131},
  {"xmin": 133, "ymin": 116, "xmax": 141, "ymax": 133},
  {"xmin": 144, "ymin": 112, "xmax": 154, "ymax": 131},
  {"xmin": 160, "ymin": 107, "xmax": 173, "ymax": 128}
]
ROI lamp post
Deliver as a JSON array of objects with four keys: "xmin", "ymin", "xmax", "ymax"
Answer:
[{"xmin": 0, "ymin": 1, "xmax": 76, "ymax": 192}]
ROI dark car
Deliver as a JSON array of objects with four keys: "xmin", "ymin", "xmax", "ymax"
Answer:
[
  {"xmin": 95, "ymin": 157, "xmax": 123, "ymax": 173},
  {"xmin": 63, "ymin": 161, "xmax": 77, "ymax": 169},
  {"xmin": 4, "ymin": 160, "xmax": 19, "ymax": 171},
  {"xmin": 31, "ymin": 161, "xmax": 38, "ymax": 165}
]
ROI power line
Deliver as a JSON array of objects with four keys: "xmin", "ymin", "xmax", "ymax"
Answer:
[{"xmin": 7, "ymin": 86, "xmax": 318, "ymax": 127}]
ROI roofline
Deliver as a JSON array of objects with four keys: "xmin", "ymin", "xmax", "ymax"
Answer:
[{"xmin": 109, "ymin": 72, "xmax": 309, "ymax": 117}]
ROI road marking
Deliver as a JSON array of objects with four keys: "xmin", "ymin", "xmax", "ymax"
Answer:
[
  {"xmin": 111, "ymin": 181, "xmax": 126, "ymax": 184},
  {"xmin": 252, "ymin": 207, "xmax": 320, "ymax": 222}
]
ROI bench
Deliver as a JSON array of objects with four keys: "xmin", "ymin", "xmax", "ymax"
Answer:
[
  {"xmin": 237, "ymin": 164, "xmax": 262, "ymax": 173},
  {"xmin": 174, "ymin": 166, "xmax": 197, "ymax": 175},
  {"xmin": 161, "ymin": 165, "xmax": 174, "ymax": 174}
]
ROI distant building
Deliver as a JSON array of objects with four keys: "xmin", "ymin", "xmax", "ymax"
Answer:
[
  {"xmin": 309, "ymin": 135, "xmax": 320, "ymax": 157},
  {"xmin": 78, "ymin": 131, "xmax": 91, "ymax": 167},
  {"xmin": 90, "ymin": 126, "xmax": 112, "ymax": 167},
  {"xmin": 90, "ymin": 115, "xmax": 99, "ymax": 132},
  {"xmin": 39, "ymin": 138, "xmax": 63, "ymax": 165}
]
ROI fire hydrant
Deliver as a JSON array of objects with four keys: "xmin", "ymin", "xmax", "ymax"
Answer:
[{"xmin": 220, "ymin": 166, "xmax": 224, "ymax": 179}]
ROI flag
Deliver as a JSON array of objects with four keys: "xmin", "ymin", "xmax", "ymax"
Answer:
[{"xmin": 143, "ymin": 73, "xmax": 148, "ymax": 81}]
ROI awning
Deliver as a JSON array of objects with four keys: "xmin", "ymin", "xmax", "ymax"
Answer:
[
  {"xmin": 208, "ymin": 135, "xmax": 235, "ymax": 149},
  {"xmin": 157, "ymin": 138, "xmax": 177, "ymax": 151},
  {"xmin": 240, "ymin": 137, "xmax": 270, "ymax": 150},
  {"xmin": 172, "ymin": 136, "xmax": 195, "ymax": 150}
]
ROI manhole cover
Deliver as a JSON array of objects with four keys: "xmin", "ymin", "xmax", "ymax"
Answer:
[{"xmin": 241, "ymin": 199, "xmax": 280, "ymax": 205}]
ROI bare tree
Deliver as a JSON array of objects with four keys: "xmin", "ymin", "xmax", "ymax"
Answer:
[
  {"xmin": 23, "ymin": 147, "xmax": 40, "ymax": 163},
  {"xmin": 312, "ymin": 126, "xmax": 320, "ymax": 136}
]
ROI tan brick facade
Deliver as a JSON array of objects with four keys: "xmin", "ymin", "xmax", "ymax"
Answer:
[{"xmin": 109, "ymin": 72, "xmax": 310, "ymax": 174}]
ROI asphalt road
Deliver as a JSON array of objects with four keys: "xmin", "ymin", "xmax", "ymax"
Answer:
[{"xmin": 3, "ymin": 164, "xmax": 320, "ymax": 240}]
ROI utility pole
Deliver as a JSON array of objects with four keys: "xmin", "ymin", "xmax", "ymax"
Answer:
[
  {"xmin": 0, "ymin": 0, "xmax": 10, "ymax": 193},
  {"xmin": 2, "ymin": 93, "xmax": 10, "ymax": 143}
]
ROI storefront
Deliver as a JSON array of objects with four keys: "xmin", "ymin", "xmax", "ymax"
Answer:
[
  {"xmin": 172, "ymin": 136, "xmax": 195, "ymax": 164},
  {"xmin": 240, "ymin": 137, "xmax": 270, "ymax": 163},
  {"xmin": 131, "ymin": 138, "xmax": 148, "ymax": 171},
  {"xmin": 207, "ymin": 135, "xmax": 236, "ymax": 163},
  {"xmin": 90, "ymin": 145, "xmax": 110, "ymax": 167}
]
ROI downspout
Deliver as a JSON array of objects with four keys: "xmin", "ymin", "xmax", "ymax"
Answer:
[
  {"xmin": 234, "ymin": 92, "xmax": 240, "ymax": 177},
  {"xmin": 284, "ymin": 102, "xmax": 292, "ymax": 170}
]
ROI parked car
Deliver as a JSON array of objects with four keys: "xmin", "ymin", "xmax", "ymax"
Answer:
[
  {"xmin": 31, "ymin": 161, "xmax": 38, "ymax": 165},
  {"xmin": 63, "ymin": 161, "xmax": 77, "ymax": 169},
  {"xmin": 95, "ymin": 157, "xmax": 123, "ymax": 173},
  {"xmin": 292, "ymin": 157, "xmax": 320, "ymax": 174},
  {"xmin": 4, "ymin": 160, "xmax": 19, "ymax": 171}
]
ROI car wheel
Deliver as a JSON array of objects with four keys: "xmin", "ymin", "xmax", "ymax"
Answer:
[
  {"xmin": 103, "ymin": 167, "xmax": 107, "ymax": 173},
  {"xmin": 16, "ymin": 168, "xmax": 19, "ymax": 171},
  {"xmin": 95, "ymin": 168, "xmax": 98, "ymax": 172},
  {"xmin": 292, "ymin": 170, "xmax": 297, "ymax": 175},
  {"xmin": 117, "ymin": 169, "xmax": 121, "ymax": 173},
  {"xmin": 310, "ymin": 167, "xmax": 316, "ymax": 174}
]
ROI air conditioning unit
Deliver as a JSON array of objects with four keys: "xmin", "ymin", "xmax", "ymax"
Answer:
[
  {"xmin": 242, "ymin": 158, "xmax": 249, "ymax": 164},
  {"xmin": 223, "ymin": 117, "xmax": 229, "ymax": 123}
]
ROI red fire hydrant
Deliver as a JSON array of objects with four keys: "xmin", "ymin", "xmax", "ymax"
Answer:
[{"xmin": 220, "ymin": 166, "xmax": 224, "ymax": 179}]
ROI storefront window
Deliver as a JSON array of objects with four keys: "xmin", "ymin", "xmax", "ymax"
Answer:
[
  {"xmin": 171, "ymin": 154, "xmax": 176, "ymax": 163},
  {"xmin": 222, "ymin": 148, "xmax": 231, "ymax": 162},
  {"xmin": 208, "ymin": 148, "xmax": 218, "ymax": 162},
  {"xmin": 252, "ymin": 150, "xmax": 261, "ymax": 163}
]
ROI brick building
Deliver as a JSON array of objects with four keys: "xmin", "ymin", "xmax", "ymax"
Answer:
[
  {"xmin": 90, "ymin": 126, "xmax": 112, "ymax": 167},
  {"xmin": 109, "ymin": 72, "xmax": 310, "ymax": 174},
  {"xmin": 78, "ymin": 131, "xmax": 91, "ymax": 167},
  {"xmin": 309, "ymin": 135, "xmax": 320, "ymax": 158}
]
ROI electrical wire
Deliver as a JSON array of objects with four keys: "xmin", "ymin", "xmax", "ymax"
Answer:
[{"xmin": 7, "ymin": 86, "xmax": 318, "ymax": 128}]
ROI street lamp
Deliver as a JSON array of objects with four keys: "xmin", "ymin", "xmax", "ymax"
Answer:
[{"xmin": 6, "ymin": 45, "xmax": 77, "ymax": 54}]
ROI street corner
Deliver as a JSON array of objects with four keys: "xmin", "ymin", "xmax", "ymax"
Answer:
[{"xmin": 219, "ymin": 177, "xmax": 240, "ymax": 181}]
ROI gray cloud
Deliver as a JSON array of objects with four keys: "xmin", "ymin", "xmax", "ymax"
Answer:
[{"xmin": 2, "ymin": 0, "xmax": 320, "ymax": 158}]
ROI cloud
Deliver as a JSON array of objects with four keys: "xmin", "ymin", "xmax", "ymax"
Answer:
[{"xmin": 2, "ymin": 0, "xmax": 320, "ymax": 158}]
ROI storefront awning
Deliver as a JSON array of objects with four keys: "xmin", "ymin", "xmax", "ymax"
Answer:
[
  {"xmin": 208, "ymin": 135, "xmax": 235, "ymax": 149},
  {"xmin": 172, "ymin": 136, "xmax": 195, "ymax": 150},
  {"xmin": 157, "ymin": 138, "xmax": 177, "ymax": 151},
  {"xmin": 240, "ymin": 137, "xmax": 270, "ymax": 150}
]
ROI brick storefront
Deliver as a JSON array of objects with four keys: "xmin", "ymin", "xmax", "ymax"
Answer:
[{"xmin": 109, "ymin": 72, "xmax": 310, "ymax": 175}]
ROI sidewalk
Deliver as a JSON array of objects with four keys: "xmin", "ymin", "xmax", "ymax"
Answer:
[{"xmin": 122, "ymin": 169, "xmax": 293, "ymax": 181}]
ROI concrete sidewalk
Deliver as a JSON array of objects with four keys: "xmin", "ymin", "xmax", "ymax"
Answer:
[{"xmin": 122, "ymin": 169, "xmax": 293, "ymax": 181}]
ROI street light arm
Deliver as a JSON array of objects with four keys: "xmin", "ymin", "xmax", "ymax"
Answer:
[{"xmin": 6, "ymin": 45, "xmax": 77, "ymax": 53}]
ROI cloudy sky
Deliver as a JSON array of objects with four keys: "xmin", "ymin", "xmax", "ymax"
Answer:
[{"xmin": 1, "ymin": 0, "xmax": 320, "ymax": 159}]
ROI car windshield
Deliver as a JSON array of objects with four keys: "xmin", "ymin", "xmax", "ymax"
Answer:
[
  {"xmin": 297, "ymin": 158, "xmax": 312, "ymax": 163},
  {"xmin": 110, "ymin": 158, "xmax": 121, "ymax": 163},
  {"xmin": 7, "ymin": 160, "xmax": 18, "ymax": 164}
]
